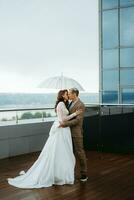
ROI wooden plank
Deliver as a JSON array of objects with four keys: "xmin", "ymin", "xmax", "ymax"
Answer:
[{"xmin": 0, "ymin": 151, "xmax": 134, "ymax": 200}]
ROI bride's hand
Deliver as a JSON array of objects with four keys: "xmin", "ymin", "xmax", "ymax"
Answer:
[
  {"xmin": 58, "ymin": 121, "xmax": 64, "ymax": 127},
  {"xmin": 75, "ymin": 109, "xmax": 82, "ymax": 116}
]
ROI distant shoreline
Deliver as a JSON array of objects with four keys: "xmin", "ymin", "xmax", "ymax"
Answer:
[{"xmin": 0, "ymin": 92, "xmax": 99, "ymax": 109}]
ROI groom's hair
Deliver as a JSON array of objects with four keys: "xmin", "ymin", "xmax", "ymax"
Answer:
[{"xmin": 69, "ymin": 88, "xmax": 79, "ymax": 96}]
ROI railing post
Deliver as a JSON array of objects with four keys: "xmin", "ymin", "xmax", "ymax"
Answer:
[
  {"xmin": 16, "ymin": 111, "xmax": 18, "ymax": 124},
  {"xmin": 42, "ymin": 111, "xmax": 44, "ymax": 122}
]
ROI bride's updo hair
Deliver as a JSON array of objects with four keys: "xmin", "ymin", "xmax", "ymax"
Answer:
[{"xmin": 55, "ymin": 89, "xmax": 69, "ymax": 111}]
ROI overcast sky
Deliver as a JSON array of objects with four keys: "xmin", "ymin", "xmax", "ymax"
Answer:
[{"xmin": 0, "ymin": 0, "xmax": 99, "ymax": 92}]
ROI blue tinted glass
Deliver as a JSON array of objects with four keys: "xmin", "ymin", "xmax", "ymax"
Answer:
[
  {"xmin": 103, "ymin": 70, "xmax": 119, "ymax": 90},
  {"xmin": 121, "ymin": 69, "xmax": 134, "ymax": 85},
  {"xmin": 120, "ymin": 7, "xmax": 134, "ymax": 46},
  {"xmin": 103, "ymin": 10, "xmax": 118, "ymax": 48},
  {"xmin": 102, "ymin": 91, "xmax": 118, "ymax": 104},
  {"xmin": 102, "ymin": 0, "xmax": 118, "ymax": 9},
  {"xmin": 103, "ymin": 49, "xmax": 118, "ymax": 68},
  {"xmin": 120, "ymin": 48, "xmax": 134, "ymax": 67},
  {"xmin": 122, "ymin": 88, "xmax": 134, "ymax": 104},
  {"xmin": 120, "ymin": 0, "xmax": 134, "ymax": 6}
]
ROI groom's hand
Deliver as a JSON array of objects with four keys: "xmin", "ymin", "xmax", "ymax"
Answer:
[{"xmin": 59, "ymin": 121, "xmax": 65, "ymax": 127}]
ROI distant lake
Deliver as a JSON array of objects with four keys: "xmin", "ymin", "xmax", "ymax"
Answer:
[{"xmin": 0, "ymin": 92, "xmax": 99, "ymax": 109}]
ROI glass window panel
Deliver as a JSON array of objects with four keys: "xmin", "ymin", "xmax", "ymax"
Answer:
[
  {"xmin": 102, "ymin": 91, "xmax": 118, "ymax": 104},
  {"xmin": 120, "ymin": 48, "xmax": 134, "ymax": 67},
  {"xmin": 122, "ymin": 88, "xmax": 134, "ymax": 104},
  {"xmin": 120, "ymin": 0, "xmax": 134, "ymax": 7},
  {"xmin": 103, "ymin": 49, "xmax": 118, "ymax": 69},
  {"xmin": 102, "ymin": 0, "xmax": 118, "ymax": 9},
  {"xmin": 103, "ymin": 70, "xmax": 119, "ymax": 90},
  {"xmin": 103, "ymin": 10, "xmax": 118, "ymax": 49},
  {"xmin": 120, "ymin": 7, "xmax": 134, "ymax": 46},
  {"xmin": 121, "ymin": 69, "xmax": 134, "ymax": 85}
]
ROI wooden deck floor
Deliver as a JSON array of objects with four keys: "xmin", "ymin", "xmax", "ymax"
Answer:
[{"xmin": 0, "ymin": 151, "xmax": 134, "ymax": 200}]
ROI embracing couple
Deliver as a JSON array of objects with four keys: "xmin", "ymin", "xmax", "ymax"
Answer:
[{"xmin": 8, "ymin": 88, "xmax": 88, "ymax": 188}]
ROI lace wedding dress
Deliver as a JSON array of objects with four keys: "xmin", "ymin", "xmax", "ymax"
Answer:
[{"xmin": 8, "ymin": 102, "xmax": 76, "ymax": 188}]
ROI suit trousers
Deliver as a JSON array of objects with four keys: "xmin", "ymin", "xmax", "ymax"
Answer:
[{"xmin": 72, "ymin": 136, "xmax": 87, "ymax": 176}]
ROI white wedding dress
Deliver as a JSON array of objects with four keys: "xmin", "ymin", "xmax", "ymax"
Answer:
[{"xmin": 8, "ymin": 102, "xmax": 76, "ymax": 188}]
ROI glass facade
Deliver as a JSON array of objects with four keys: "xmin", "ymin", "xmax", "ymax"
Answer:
[
  {"xmin": 120, "ymin": 69, "xmax": 134, "ymax": 85},
  {"xmin": 120, "ymin": 7, "xmax": 134, "ymax": 46},
  {"xmin": 120, "ymin": 0, "xmax": 134, "ymax": 7},
  {"xmin": 120, "ymin": 48, "xmax": 134, "ymax": 67},
  {"xmin": 122, "ymin": 88, "xmax": 134, "ymax": 103},
  {"xmin": 102, "ymin": 10, "xmax": 118, "ymax": 49},
  {"xmin": 102, "ymin": 0, "xmax": 118, "ymax": 9},
  {"xmin": 103, "ymin": 49, "xmax": 118, "ymax": 69},
  {"xmin": 100, "ymin": 0, "xmax": 134, "ymax": 104},
  {"xmin": 102, "ymin": 91, "xmax": 118, "ymax": 103},
  {"xmin": 103, "ymin": 70, "xmax": 119, "ymax": 90}
]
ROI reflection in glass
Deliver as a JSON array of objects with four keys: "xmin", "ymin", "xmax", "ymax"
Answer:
[
  {"xmin": 103, "ymin": 70, "xmax": 119, "ymax": 90},
  {"xmin": 120, "ymin": 7, "xmax": 134, "ymax": 46},
  {"xmin": 122, "ymin": 88, "xmax": 134, "ymax": 104},
  {"xmin": 103, "ymin": 49, "xmax": 118, "ymax": 69},
  {"xmin": 102, "ymin": 0, "xmax": 118, "ymax": 9},
  {"xmin": 103, "ymin": 10, "xmax": 118, "ymax": 48},
  {"xmin": 102, "ymin": 91, "xmax": 118, "ymax": 104},
  {"xmin": 120, "ymin": 69, "xmax": 134, "ymax": 85},
  {"xmin": 18, "ymin": 109, "xmax": 56, "ymax": 123},
  {"xmin": 120, "ymin": 0, "xmax": 134, "ymax": 7},
  {"xmin": 0, "ymin": 111, "xmax": 16, "ymax": 125},
  {"xmin": 120, "ymin": 48, "xmax": 134, "ymax": 67},
  {"xmin": 85, "ymin": 106, "xmax": 99, "ymax": 117}
]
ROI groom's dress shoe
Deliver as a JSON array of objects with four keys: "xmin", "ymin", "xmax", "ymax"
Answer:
[{"xmin": 80, "ymin": 175, "xmax": 88, "ymax": 182}]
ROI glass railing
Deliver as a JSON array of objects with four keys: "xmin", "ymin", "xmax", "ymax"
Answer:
[
  {"xmin": 0, "ymin": 104, "xmax": 100, "ymax": 126},
  {"xmin": 0, "ymin": 104, "xmax": 134, "ymax": 153},
  {"xmin": 0, "ymin": 104, "xmax": 133, "ymax": 126},
  {"xmin": 0, "ymin": 107, "xmax": 57, "ymax": 126}
]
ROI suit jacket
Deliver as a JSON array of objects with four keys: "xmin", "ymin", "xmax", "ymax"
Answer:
[{"xmin": 63, "ymin": 98, "xmax": 85, "ymax": 138}]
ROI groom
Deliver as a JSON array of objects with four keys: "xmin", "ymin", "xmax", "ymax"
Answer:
[{"xmin": 60, "ymin": 88, "xmax": 88, "ymax": 182}]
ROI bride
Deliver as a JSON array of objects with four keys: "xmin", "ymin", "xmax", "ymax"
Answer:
[{"xmin": 8, "ymin": 89, "xmax": 82, "ymax": 188}]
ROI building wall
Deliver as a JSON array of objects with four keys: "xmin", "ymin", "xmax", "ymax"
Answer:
[
  {"xmin": 99, "ymin": 0, "xmax": 134, "ymax": 104},
  {"xmin": 0, "ymin": 122, "xmax": 52, "ymax": 159},
  {"xmin": 0, "ymin": 107, "xmax": 134, "ymax": 159}
]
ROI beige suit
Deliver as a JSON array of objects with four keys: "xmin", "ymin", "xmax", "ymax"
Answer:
[{"xmin": 63, "ymin": 99, "xmax": 87, "ymax": 176}]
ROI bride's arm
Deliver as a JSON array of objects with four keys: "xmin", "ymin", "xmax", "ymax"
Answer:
[
  {"xmin": 57, "ymin": 102, "xmax": 77, "ymax": 122},
  {"xmin": 62, "ymin": 112, "xmax": 77, "ymax": 122}
]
